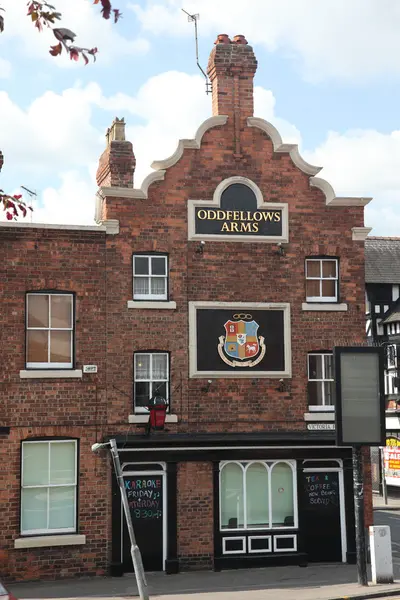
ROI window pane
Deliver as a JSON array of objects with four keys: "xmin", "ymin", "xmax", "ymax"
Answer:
[
  {"xmin": 152, "ymin": 381, "xmax": 167, "ymax": 400},
  {"xmin": 135, "ymin": 355, "xmax": 150, "ymax": 379},
  {"xmin": 151, "ymin": 257, "xmax": 166, "ymax": 275},
  {"xmin": 50, "ymin": 442, "xmax": 76, "ymax": 485},
  {"xmin": 23, "ymin": 443, "xmax": 49, "ymax": 485},
  {"xmin": 49, "ymin": 486, "xmax": 75, "ymax": 530},
  {"xmin": 322, "ymin": 280, "xmax": 336, "ymax": 298},
  {"xmin": 220, "ymin": 463, "xmax": 244, "ymax": 529},
  {"xmin": 306, "ymin": 261, "xmax": 320, "ymax": 278},
  {"xmin": 21, "ymin": 488, "xmax": 48, "ymax": 532},
  {"xmin": 324, "ymin": 381, "xmax": 335, "ymax": 406},
  {"xmin": 50, "ymin": 330, "xmax": 72, "ymax": 363},
  {"xmin": 134, "ymin": 257, "xmax": 149, "ymax": 275},
  {"xmin": 271, "ymin": 463, "xmax": 294, "ymax": 527},
  {"xmin": 135, "ymin": 381, "xmax": 150, "ymax": 408},
  {"xmin": 51, "ymin": 295, "xmax": 72, "ymax": 328},
  {"xmin": 27, "ymin": 295, "xmax": 49, "ymax": 328},
  {"xmin": 134, "ymin": 277, "xmax": 149, "ymax": 296},
  {"xmin": 322, "ymin": 260, "xmax": 337, "ymax": 278},
  {"xmin": 27, "ymin": 330, "xmax": 48, "ymax": 363},
  {"xmin": 246, "ymin": 463, "xmax": 269, "ymax": 527},
  {"xmin": 152, "ymin": 354, "xmax": 167, "ymax": 380},
  {"xmin": 151, "ymin": 278, "xmax": 166, "ymax": 296},
  {"xmin": 308, "ymin": 355, "xmax": 323, "ymax": 380},
  {"xmin": 308, "ymin": 381, "xmax": 323, "ymax": 406},
  {"xmin": 324, "ymin": 354, "xmax": 333, "ymax": 379},
  {"xmin": 306, "ymin": 280, "xmax": 320, "ymax": 298}
]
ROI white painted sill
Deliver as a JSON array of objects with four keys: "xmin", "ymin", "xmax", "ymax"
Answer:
[
  {"xmin": 129, "ymin": 414, "xmax": 178, "ymax": 424},
  {"xmin": 20, "ymin": 369, "xmax": 83, "ymax": 379},
  {"xmin": 304, "ymin": 412, "xmax": 335, "ymax": 422},
  {"xmin": 14, "ymin": 534, "xmax": 86, "ymax": 549},
  {"xmin": 127, "ymin": 300, "xmax": 176, "ymax": 310},
  {"xmin": 302, "ymin": 303, "xmax": 348, "ymax": 312}
]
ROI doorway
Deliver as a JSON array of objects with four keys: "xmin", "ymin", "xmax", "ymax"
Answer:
[
  {"xmin": 301, "ymin": 465, "xmax": 346, "ymax": 562},
  {"xmin": 122, "ymin": 468, "xmax": 166, "ymax": 572}
]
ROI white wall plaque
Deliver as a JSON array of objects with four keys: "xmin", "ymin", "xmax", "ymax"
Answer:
[
  {"xmin": 307, "ymin": 423, "xmax": 335, "ymax": 431},
  {"xmin": 83, "ymin": 365, "xmax": 98, "ymax": 373}
]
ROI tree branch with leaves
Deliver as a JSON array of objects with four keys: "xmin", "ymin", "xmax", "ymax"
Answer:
[{"xmin": 0, "ymin": 0, "xmax": 121, "ymax": 219}]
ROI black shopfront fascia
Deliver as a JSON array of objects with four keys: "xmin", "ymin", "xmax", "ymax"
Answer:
[{"xmin": 108, "ymin": 432, "xmax": 356, "ymax": 574}]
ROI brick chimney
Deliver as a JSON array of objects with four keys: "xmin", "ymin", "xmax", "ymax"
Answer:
[
  {"xmin": 96, "ymin": 118, "xmax": 136, "ymax": 188},
  {"xmin": 207, "ymin": 34, "xmax": 258, "ymax": 121}
]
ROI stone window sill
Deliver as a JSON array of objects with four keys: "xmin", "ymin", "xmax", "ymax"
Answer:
[
  {"xmin": 14, "ymin": 534, "xmax": 86, "ymax": 549},
  {"xmin": 302, "ymin": 303, "xmax": 348, "ymax": 312},
  {"xmin": 127, "ymin": 301, "xmax": 176, "ymax": 310},
  {"xmin": 129, "ymin": 414, "xmax": 178, "ymax": 424},
  {"xmin": 304, "ymin": 412, "xmax": 335, "ymax": 422},
  {"xmin": 20, "ymin": 369, "xmax": 83, "ymax": 379}
]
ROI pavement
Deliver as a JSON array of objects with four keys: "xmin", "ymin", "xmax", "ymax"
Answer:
[
  {"xmin": 8, "ymin": 497, "xmax": 400, "ymax": 600},
  {"xmin": 374, "ymin": 494, "xmax": 400, "ymax": 512},
  {"xmin": 7, "ymin": 564, "xmax": 400, "ymax": 600}
]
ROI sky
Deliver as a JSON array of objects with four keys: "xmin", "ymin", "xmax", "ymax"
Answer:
[{"xmin": 0, "ymin": 0, "xmax": 399, "ymax": 234}]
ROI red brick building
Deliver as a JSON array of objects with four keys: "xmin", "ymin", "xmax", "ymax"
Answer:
[{"xmin": 1, "ymin": 34, "xmax": 373, "ymax": 582}]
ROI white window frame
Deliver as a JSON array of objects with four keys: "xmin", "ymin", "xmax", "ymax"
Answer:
[
  {"xmin": 26, "ymin": 293, "xmax": 74, "ymax": 369},
  {"xmin": 308, "ymin": 352, "xmax": 335, "ymax": 411},
  {"xmin": 305, "ymin": 258, "xmax": 338, "ymax": 303},
  {"xmin": 219, "ymin": 460, "xmax": 298, "ymax": 532},
  {"xmin": 133, "ymin": 255, "xmax": 168, "ymax": 301},
  {"xmin": 134, "ymin": 352, "xmax": 169, "ymax": 414},
  {"xmin": 21, "ymin": 440, "xmax": 78, "ymax": 535}
]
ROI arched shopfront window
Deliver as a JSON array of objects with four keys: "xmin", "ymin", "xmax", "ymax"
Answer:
[
  {"xmin": 220, "ymin": 460, "xmax": 296, "ymax": 530},
  {"xmin": 220, "ymin": 462, "xmax": 244, "ymax": 529}
]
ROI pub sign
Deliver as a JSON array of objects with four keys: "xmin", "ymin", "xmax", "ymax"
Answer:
[
  {"xmin": 189, "ymin": 302, "xmax": 291, "ymax": 378},
  {"xmin": 188, "ymin": 178, "xmax": 289, "ymax": 243}
]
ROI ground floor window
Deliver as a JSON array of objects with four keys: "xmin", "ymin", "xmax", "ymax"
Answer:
[
  {"xmin": 220, "ymin": 460, "xmax": 297, "ymax": 530},
  {"xmin": 21, "ymin": 439, "xmax": 77, "ymax": 535}
]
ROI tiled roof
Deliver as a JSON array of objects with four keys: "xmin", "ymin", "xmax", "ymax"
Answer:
[{"xmin": 365, "ymin": 237, "xmax": 400, "ymax": 283}]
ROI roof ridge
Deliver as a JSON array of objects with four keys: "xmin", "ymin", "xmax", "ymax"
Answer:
[{"xmin": 366, "ymin": 236, "xmax": 400, "ymax": 241}]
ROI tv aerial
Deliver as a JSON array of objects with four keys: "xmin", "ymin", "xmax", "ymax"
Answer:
[{"xmin": 182, "ymin": 9, "xmax": 212, "ymax": 94}]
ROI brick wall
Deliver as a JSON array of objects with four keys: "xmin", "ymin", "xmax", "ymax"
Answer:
[{"xmin": 177, "ymin": 462, "xmax": 213, "ymax": 569}]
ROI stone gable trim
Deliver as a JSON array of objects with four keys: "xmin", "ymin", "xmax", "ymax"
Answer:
[
  {"xmin": 310, "ymin": 177, "xmax": 372, "ymax": 207},
  {"xmin": 150, "ymin": 115, "xmax": 229, "ymax": 170},
  {"xmin": 352, "ymin": 227, "xmax": 373, "ymax": 241},
  {"xmin": 247, "ymin": 117, "xmax": 322, "ymax": 176}
]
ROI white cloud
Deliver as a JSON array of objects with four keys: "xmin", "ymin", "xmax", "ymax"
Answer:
[
  {"xmin": 0, "ymin": 57, "xmax": 11, "ymax": 78},
  {"xmin": 304, "ymin": 130, "xmax": 400, "ymax": 235},
  {"xmin": 0, "ymin": 83, "xmax": 104, "ymax": 176},
  {"xmin": 131, "ymin": 0, "xmax": 400, "ymax": 82},
  {"xmin": 1, "ymin": 67, "xmax": 397, "ymax": 234},
  {"xmin": 0, "ymin": 0, "xmax": 149, "ymax": 66}
]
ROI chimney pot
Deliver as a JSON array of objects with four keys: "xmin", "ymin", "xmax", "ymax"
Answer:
[
  {"xmin": 232, "ymin": 35, "xmax": 248, "ymax": 45},
  {"xmin": 215, "ymin": 34, "xmax": 231, "ymax": 45}
]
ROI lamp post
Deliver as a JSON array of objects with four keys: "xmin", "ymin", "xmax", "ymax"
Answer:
[{"xmin": 91, "ymin": 439, "xmax": 149, "ymax": 600}]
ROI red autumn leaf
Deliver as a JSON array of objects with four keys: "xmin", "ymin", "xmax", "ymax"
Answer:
[
  {"xmin": 6, "ymin": 212, "xmax": 13, "ymax": 221},
  {"xmin": 69, "ymin": 47, "xmax": 79, "ymax": 61},
  {"xmin": 20, "ymin": 205, "xmax": 27, "ymax": 218},
  {"xmin": 113, "ymin": 9, "xmax": 122, "ymax": 23},
  {"xmin": 13, "ymin": 194, "xmax": 22, "ymax": 201},
  {"xmin": 49, "ymin": 42, "xmax": 62, "ymax": 56},
  {"xmin": 100, "ymin": 0, "xmax": 112, "ymax": 19},
  {"xmin": 35, "ymin": 19, "xmax": 42, "ymax": 32}
]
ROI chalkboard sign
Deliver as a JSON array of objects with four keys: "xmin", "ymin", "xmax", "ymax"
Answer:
[
  {"xmin": 122, "ymin": 475, "xmax": 164, "ymax": 571},
  {"xmin": 301, "ymin": 471, "xmax": 341, "ymax": 562},
  {"xmin": 303, "ymin": 472, "xmax": 339, "ymax": 508}
]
